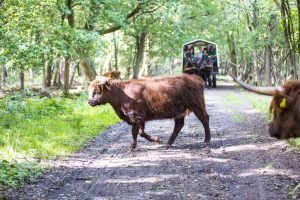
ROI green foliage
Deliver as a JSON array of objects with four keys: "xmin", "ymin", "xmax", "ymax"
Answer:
[
  {"xmin": 0, "ymin": 160, "xmax": 45, "ymax": 186},
  {"xmin": 0, "ymin": 93, "xmax": 119, "ymax": 186},
  {"xmin": 289, "ymin": 183, "xmax": 300, "ymax": 199},
  {"xmin": 1, "ymin": 0, "xmax": 299, "ymax": 82}
]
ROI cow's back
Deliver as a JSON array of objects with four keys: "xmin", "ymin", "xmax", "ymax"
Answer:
[
  {"xmin": 138, "ymin": 74, "xmax": 204, "ymax": 119},
  {"xmin": 142, "ymin": 74, "xmax": 203, "ymax": 99}
]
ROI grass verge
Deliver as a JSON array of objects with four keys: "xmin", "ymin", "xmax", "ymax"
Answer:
[
  {"xmin": 0, "ymin": 91, "xmax": 119, "ymax": 186},
  {"xmin": 223, "ymin": 92, "xmax": 242, "ymax": 106}
]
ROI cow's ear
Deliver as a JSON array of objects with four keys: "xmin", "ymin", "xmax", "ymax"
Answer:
[{"xmin": 274, "ymin": 95, "xmax": 293, "ymax": 109}]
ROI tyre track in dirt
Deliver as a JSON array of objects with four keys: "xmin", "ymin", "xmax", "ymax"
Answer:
[{"xmin": 3, "ymin": 81, "xmax": 300, "ymax": 200}]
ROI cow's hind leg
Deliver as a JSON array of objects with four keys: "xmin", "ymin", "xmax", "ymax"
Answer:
[
  {"xmin": 193, "ymin": 109, "xmax": 210, "ymax": 143},
  {"xmin": 165, "ymin": 117, "xmax": 185, "ymax": 148},
  {"xmin": 139, "ymin": 123, "xmax": 160, "ymax": 144}
]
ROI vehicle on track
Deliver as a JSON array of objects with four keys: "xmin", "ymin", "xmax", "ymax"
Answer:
[{"xmin": 182, "ymin": 39, "xmax": 219, "ymax": 88}]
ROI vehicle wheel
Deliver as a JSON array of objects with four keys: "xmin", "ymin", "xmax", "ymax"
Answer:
[{"xmin": 212, "ymin": 75, "xmax": 217, "ymax": 88}]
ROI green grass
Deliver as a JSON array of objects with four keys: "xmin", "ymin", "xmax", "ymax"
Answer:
[
  {"xmin": 288, "ymin": 138, "xmax": 300, "ymax": 150},
  {"xmin": 0, "ymin": 91, "xmax": 119, "ymax": 186},
  {"xmin": 223, "ymin": 92, "xmax": 242, "ymax": 106},
  {"xmin": 289, "ymin": 183, "xmax": 300, "ymax": 199},
  {"xmin": 242, "ymin": 91, "xmax": 272, "ymax": 121}
]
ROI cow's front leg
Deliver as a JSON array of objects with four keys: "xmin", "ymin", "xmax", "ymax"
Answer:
[
  {"xmin": 165, "ymin": 117, "xmax": 185, "ymax": 148},
  {"xmin": 138, "ymin": 123, "xmax": 160, "ymax": 144},
  {"xmin": 130, "ymin": 125, "xmax": 139, "ymax": 150}
]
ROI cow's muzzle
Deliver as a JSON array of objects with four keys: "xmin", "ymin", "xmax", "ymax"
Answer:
[
  {"xmin": 88, "ymin": 99, "xmax": 96, "ymax": 106},
  {"xmin": 268, "ymin": 123, "xmax": 281, "ymax": 139}
]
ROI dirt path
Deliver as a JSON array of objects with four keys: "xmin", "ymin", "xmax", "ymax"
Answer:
[{"xmin": 3, "ymin": 80, "xmax": 300, "ymax": 200}]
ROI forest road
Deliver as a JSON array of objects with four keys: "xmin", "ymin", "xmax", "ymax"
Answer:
[{"xmin": 3, "ymin": 79, "xmax": 300, "ymax": 200}]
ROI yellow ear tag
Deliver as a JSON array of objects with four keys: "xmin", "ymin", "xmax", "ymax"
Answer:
[{"xmin": 280, "ymin": 98, "xmax": 287, "ymax": 108}]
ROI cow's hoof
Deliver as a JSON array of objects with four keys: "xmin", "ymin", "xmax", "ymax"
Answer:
[
  {"xmin": 204, "ymin": 138, "xmax": 211, "ymax": 143},
  {"xmin": 128, "ymin": 147, "xmax": 136, "ymax": 153},
  {"xmin": 129, "ymin": 144, "xmax": 136, "ymax": 152},
  {"xmin": 164, "ymin": 144, "xmax": 171, "ymax": 149},
  {"xmin": 152, "ymin": 136, "xmax": 160, "ymax": 144}
]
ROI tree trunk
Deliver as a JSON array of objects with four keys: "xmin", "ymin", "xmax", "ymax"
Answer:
[
  {"xmin": 297, "ymin": 0, "xmax": 300, "ymax": 52},
  {"xmin": 280, "ymin": 0, "xmax": 297, "ymax": 80},
  {"xmin": 0, "ymin": 65, "xmax": 1, "ymax": 90},
  {"xmin": 253, "ymin": 52, "xmax": 261, "ymax": 85},
  {"xmin": 125, "ymin": 45, "xmax": 134, "ymax": 79},
  {"xmin": 19, "ymin": 67, "xmax": 25, "ymax": 90},
  {"xmin": 53, "ymin": 62, "xmax": 59, "ymax": 87},
  {"xmin": 108, "ymin": 60, "xmax": 112, "ymax": 71},
  {"xmin": 42, "ymin": 62, "xmax": 47, "ymax": 90},
  {"xmin": 264, "ymin": 45, "xmax": 272, "ymax": 86},
  {"xmin": 64, "ymin": 58, "xmax": 70, "ymax": 95},
  {"xmin": 29, "ymin": 68, "xmax": 34, "ymax": 85},
  {"xmin": 246, "ymin": 0, "xmax": 259, "ymax": 83},
  {"xmin": 133, "ymin": 31, "xmax": 147, "ymax": 79},
  {"xmin": 169, "ymin": 58, "xmax": 174, "ymax": 75},
  {"xmin": 291, "ymin": 52, "xmax": 297, "ymax": 79},
  {"xmin": 70, "ymin": 61, "xmax": 79, "ymax": 86},
  {"xmin": 64, "ymin": 0, "xmax": 73, "ymax": 95},
  {"xmin": 103, "ymin": 48, "xmax": 113, "ymax": 73},
  {"xmin": 113, "ymin": 32, "xmax": 119, "ymax": 71},
  {"xmin": 80, "ymin": 0, "xmax": 103, "ymax": 80},
  {"xmin": 138, "ymin": 63, "xmax": 146, "ymax": 77},
  {"xmin": 139, "ymin": 37, "xmax": 151, "ymax": 77},
  {"xmin": 57, "ymin": 57, "xmax": 64, "ymax": 88},
  {"xmin": 226, "ymin": 32, "xmax": 238, "ymax": 77},
  {"xmin": 1, "ymin": 64, "xmax": 6, "ymax": 87},
  {"xmin": 46, "ymin": 61, "xmax": 53, "ymax": 87},
  {"xmin": 80, "ymin": 57, "xmax": 97, "ymax": 81},
  {"xmin": 296, "ymin": 0, "xmax": 300, "ymax": 78},
  {"xmin": 126, "ymin": 66, "xmax": 131, "ymax": 79}
]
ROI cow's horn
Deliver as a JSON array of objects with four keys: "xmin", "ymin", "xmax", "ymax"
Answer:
[
  {"xmin": 229, "ymin": 74, "xmax": 284, "ymax": 96},
  {"xmin": 96, "ymin": 76, "xmax": 107, "ymax": 85}
]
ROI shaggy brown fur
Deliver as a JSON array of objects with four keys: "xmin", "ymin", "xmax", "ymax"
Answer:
[
  {"xmin": 269, "ymin": 80, "xmax": 300, "ymax": 139},
  {"xmin": 103, "ymin": 71, "xmax": 120, "ymax": 79},
  {"xmin": 88, "ymin": 74, "xmax": 211, "ymax": 149}
]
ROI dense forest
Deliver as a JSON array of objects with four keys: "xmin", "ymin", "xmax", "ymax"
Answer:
[
  {"xmin": 1, "ymin": 0, "xmax": 300, "ymax": 95},
  {"xmin": 1, "ymin": 1, "xmax": 300, "ymax": 198}
]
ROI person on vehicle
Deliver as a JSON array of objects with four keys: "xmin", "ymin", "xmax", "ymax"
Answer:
[
  {"xmin": 183, "ymin": 45, "xmax": 191, "ymax": 68},
  {"xmin": 196, "ymin": 47, "xmax": 203, "ymax": 66},
  {"xmin": 200, "ymin": 51, "xmax": 213, "ymax": 87},
  {"xmin": 190, "ymin": 47, "xmax": 195, "ymax": 61},
  {"xmin": 208, "ymin": 45, "xmax": 216, "ymax": 56}
]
